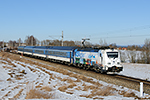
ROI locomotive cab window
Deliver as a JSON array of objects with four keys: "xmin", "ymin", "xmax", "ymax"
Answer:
[{"xmin": 107, "ymin": 52, "xmax": 118, "ymax": 58}]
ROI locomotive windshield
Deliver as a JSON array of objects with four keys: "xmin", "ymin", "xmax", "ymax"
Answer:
[{"xmin": 107, "ymin": 52, "xmax": 118, "ymax": 58}]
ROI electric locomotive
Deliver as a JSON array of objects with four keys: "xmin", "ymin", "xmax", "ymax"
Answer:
[{"xmin": 74, "ymin": 47, "xmax": 123, "ymax": 73}]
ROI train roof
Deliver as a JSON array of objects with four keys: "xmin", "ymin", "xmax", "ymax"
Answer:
[
  {"xmin": 33, "ymin": 46, "xmax": 49, "ymax": 49},
  {"xmin": 18, "ymin": 46, "xmax": 111, "ymax": 51},
  {"xmin": 77, "ymin": 47, "xmax": 99, "ymax": 52},
  {"xmin": 18, "ymin": 46, "xmax": 25, "ymax": 48},
  {"xmin": 24, "ymin": 46, "xmax": 35, "ymax": 48},
  {"xmin": 48, "ymin": 46, "xmax": 78, "ymax": 50},
  {"xmin": 18, "ymin": 46, "xmax": 78, "ymax": 50}
]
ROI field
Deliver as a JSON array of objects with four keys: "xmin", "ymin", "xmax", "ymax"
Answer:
[{"xmin": 0, "ymin": 52, "xmax": 150, "ymax": 99}]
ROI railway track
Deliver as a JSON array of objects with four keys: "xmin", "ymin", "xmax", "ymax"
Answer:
[
  {"xmin": 112, "ymin": 74, "xmax": 150, "ymax": 95},
  {"xmin": 8, "ymin": 52, "xmax": 150, "ymax": 95},
  {"xmin": 114, "ymin": 74, "xmax": 150, "ymax": 85}
]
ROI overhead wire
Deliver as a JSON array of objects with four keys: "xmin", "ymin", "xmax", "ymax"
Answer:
[
  {"xmin": 89, "ymin": 25, "xmax": 150, "ymax": 39},
  {"xmin": 48, "ymin": 25, "xmax": 150, "ymax": 40}
]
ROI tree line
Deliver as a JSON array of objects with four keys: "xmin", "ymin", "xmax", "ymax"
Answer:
[{"xmin": 1, "ymin": 35, "xmax": 150, "ymax": 64}]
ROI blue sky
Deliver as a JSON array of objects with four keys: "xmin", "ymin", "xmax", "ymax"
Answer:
[{"xmin": 1, "ymin": 0, "xmax": 150, "ymax": 45}]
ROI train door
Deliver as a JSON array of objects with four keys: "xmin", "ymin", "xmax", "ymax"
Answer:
[
  {"xmin": 100, "ymin": 53, "xmax": 103, "ymax": 65},
  {"xmin": 100, "ymin": 50, "xmax": 105, "ymax": 66},
  {"xmin": 99, "ymin": 50, "xmax": 103, "ymax": 65}
]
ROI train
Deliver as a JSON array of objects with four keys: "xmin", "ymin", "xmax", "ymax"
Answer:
[{"xmin": 17, "ymin": 46, "xmax": 123, "ymax": 74}]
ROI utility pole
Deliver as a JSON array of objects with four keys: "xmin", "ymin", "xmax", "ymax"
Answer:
[
  {"xmin": 62, "ymin": 31, "xmax": 63, "ymax": 46},
  {"xmin": 31, "ymin": 36, "xmax": 33, "ymax": 46},
  {"xmin": 19, "ymin": 38, "xmax": 21, "ymax": 46},
  {"xmin": 3, "ymin": 40, "xmax": 4, "ymax": 51}
]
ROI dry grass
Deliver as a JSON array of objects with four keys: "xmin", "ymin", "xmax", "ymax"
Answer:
[
  {"xmin": 1, "ymin": 61, "xmax": 7, "ymax": 64},
  {"xmin": 68, "ymin": 83, "xmax": 77, "ymax": 88},
  {"xmin": 35, "ymin": 83, "xmax": 43, "ymax": 88},
  {"xmin": 7, "ymin": 78, "xmax": 12, "ymax": 81},
  {"xmin": 13, "ymin": 88, "xmax": 24, "ymax": 99},
  {"xmin": 96, "ymin": 86, "xmax": 115, "ymax": 96},
  {"xmin": 25, "ymin": 89, "xmax": 54, "ymax": 99},
  {"xmin": 82, "ymin": 86, "xmax": 116, "ymax": 98},
  {"xmin": 68, "ymin": 73, "xmax": 78, "ymax": 78},
  {"xmin": 123, "ymin": 92, "xmax": 137, "ymax": 97},
  {"xmin": 1, "ymin": 89, "xmax": 5, "ymax": 91},
  {"xmin": 80, "ymin": 94, "xmax": 93, "ymax": 98},
  {"xmin": 56, "ymin": 76, "xmax": 62, "ymax": 80},
  {"xmin": 50, "ymin": 74, "xmax": 56, "ymax": 80},
  {"xmin": 1, "ymin": 52, "xmax": 21, "ymax": 61},
  {"xmin": 0, "ymin": 52, "xmax": 10, "ymax": 58},
  {"xmin": 61, "ymin": 78, "xmax": 74, "ymax": 83},
  {"xmin": 35, "ymin": 85, "xmax": 42, "ymax": 88},
  {"xmin": 75, "ymin": 86, "xmax": 82, "ymax": 90},
  {"xmin": 13, "ymin": 85, "xmax": 23, "ymax": 90},
  {"xmin": 93, "ymin": 97, "xmax": 104, "ymax": 99},
  {"xmin": 3, "ymin": 66, "xmax": 14, "ymax": 70},
  {"xmin": 0, "ymin": 80, "xmax": 3, "ymax": 82},
  {"xmin": 18, "ymin": 62, "xmax": 26, "ymax": 67},
  {"xmin": 41, "ymin": 86, "xmax": 53, "ymax": 91},
  {"xmin": 66, "ymin": 91, "xmax": 74, "ymax": 94},
  {"xmin": 119, "ymin": 90, "xmax": 139, "ymax": 98},
  {"xmin": 58, "ymin": 85, "xmax": 68, "ymax": 92},
  {"xmin": 9, "ymin": 63, "xmax": 17, "ymax": 67},
  {"xmin": 8, "ymin": 73, "xmax": 14, "ymax": 77},
  {"xmin": 15, "ymin": 77, "xmax": 23, "ymax": 80},
  {"xmin": 58, "ymin": 82, "xmax": 77, "ymax": 92},
  {"xmin": 27, "ymin": 66, "xmax": 34, "ymax": 72},
  {"xmin": 74, "ymin": 78, "xmax": 81, "ymax": 82},
  {"xmin": 83, "ymin": 85, "xmax": 97, "ymax": 91},
  {"xmin": 44, "ymin": 70, "xmax": 53, "ymax": 75},
  {"xmin": 82, "ymin": 83, "xmax": 97, "ymax": 91}
]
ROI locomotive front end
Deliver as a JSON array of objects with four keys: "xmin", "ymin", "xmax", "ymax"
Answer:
[{"xmin": 103, "ymin": 49, "xmax": 123, "ymax": 73}]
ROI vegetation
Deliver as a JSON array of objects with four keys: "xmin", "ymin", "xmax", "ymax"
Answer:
[{"xmin": 1, "ymin": 35, "xmax": 150, "ymax": 64}]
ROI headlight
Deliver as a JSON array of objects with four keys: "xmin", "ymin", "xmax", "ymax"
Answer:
[
  {"xmin": 108, "ymin": 62, "xmax": 111, "ymax": 65},
  {"xmin": 117, "ymin": 62, "xmax": 120, "ymax": 65}
]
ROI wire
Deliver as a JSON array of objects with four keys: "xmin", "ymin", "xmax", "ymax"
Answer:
[
  {"xmin": 99, "ymin": 25, "xmax": 150, "ymax": 35},
  {"xmin": 91, "ymin": 34, "xmax": 150, "ymax": 39}
]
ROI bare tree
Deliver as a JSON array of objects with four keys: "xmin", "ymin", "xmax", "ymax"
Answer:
[
  {"xmin": 8, "ymin": 40, "xmax": 16, "ymax": 49},
  {"xmin": 0, "ymin": 41, "xmax": 3, "ymax": 48},
  {"xmin": 17, "ymin": 38, "xmax": 23, "ymax": 46},
  {"xmin": 109, "ymin": 43, "xmax": 117, "ymax": 49},
  {"xmin": 24, "ymin": 35, "xmax": 38, "ymax": 46},
  {"xmin": 63, "ymin": 40, "xmax": 75, "ymax": 46},
  {"xmin": 142, "ymin": 38, "xmax": 150, "ymax": 64},
  {"xmin": 74, "ymin": 41, "xmax": 82, "ymax": 47},
  {"xmin": 99, "ymin": 39, "xmax": 108, "ymax": 46}
]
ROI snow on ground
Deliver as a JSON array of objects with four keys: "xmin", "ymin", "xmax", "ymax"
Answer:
[
  {"xmin": 120, "ymin": 63, "xmax": 150, "ymax": 81},
  {"xmin": 0, "ymin": 54, "xmax": 150, "ymax": 99}
]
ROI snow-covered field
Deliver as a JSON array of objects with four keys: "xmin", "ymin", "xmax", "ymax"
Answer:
[
  {"xmin": 0, "ymin": 52, "xmax": 150, "ymax": 100},
  {"xmin": 120, "ymin": 63, "xmax": 150, "ymax": 81}
]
